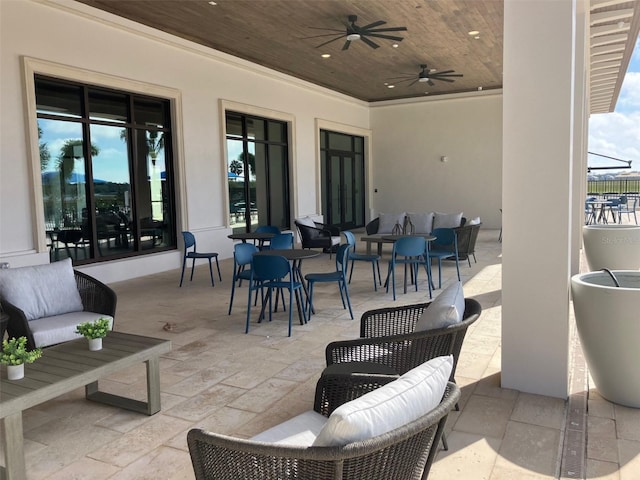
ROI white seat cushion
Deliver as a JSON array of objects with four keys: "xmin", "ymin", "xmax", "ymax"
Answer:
[
  {"xmin": 250, "ymin": 410, "xmax": 328, "ymax": 446},
  {"xmin": 331, "ymin": 235, "xmax": 341, "ymax": 246},
  {"xmin": 415, "ymin": 281, "xmax": 464, "ymax": 331},
  {"xmin": 30, "ymin": 312, "xmax": 114, "ymax": 348},
  {"xmin": 312, "ymin": 355, "xmax": 453, "ymax": 447},
  {"xmin": 296, "ymin": 216, "xmax": 317, "ymax": 228},
  {"xmin": 0, "ymin": 258, "xmax": 83, "ymax": 320}
]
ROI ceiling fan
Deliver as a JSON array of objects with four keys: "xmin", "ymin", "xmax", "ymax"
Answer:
[
  {"xmin": 305, "ymin": 15, "xmax": 407, "ymax": 51},
  {"xmin": 390, "ymin": 64, "xmax": 463, "ymax": 87}
]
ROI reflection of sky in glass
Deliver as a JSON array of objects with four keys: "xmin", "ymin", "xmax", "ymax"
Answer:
[
  {"xmin": 90, "ymin": 124, "xmax": 130, "ymax": 183},
  {"xmin": 39, "ymin": 119, "xmax": 146, "ymax": 183}
]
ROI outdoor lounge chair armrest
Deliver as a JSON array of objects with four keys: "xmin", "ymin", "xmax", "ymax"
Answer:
[
  {"xmin": 313, "ymin": 221, "xmax": 340, "ymax": 236},
  {"xmin": 74, "ymin": 270, "xmax": 117, "ymax": 317},
  {"xmin": 0, "ymin": 300, "xmax": 35, "ymax": 347}
]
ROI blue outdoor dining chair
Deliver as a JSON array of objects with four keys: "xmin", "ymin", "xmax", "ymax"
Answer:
[
  {"xmin": 343, "ymin": 231, "xmax": 382, "ymax": 291},
  {"xmin": 255, "ymin": 225, "xmax": 281, "ymax": 250},
  {"xmin": 246, "ymin": 254, "xmax": 306, "ymax": 337},
  {"xmin": 268, "ymin": 232, "xmax": 294, "ymax": 250},
  {"xmin": 304, "ymin": 243, "xmax": 354, "ymax": 320},
  {"xmin": 180, "ymin": 231, "xmax": 222, "ymax": 287},
  {"xmin": 385, "ymin": 236, "xmax": 431, "ymax": 301},
  {"xmin": 428, "ymin": 228, "xmax": 461, "ymax": 289},
  {"xmin": 228, "ymin": 243, "xmax": 259, "ymax": 315},
  {"xmin": 618, "ymin": 196, "xmax": 638, "ymax": 224}
]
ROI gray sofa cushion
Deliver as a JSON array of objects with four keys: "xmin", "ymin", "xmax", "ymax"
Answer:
[{"xmin": 0, "ymin": 258, "xmax": 83, "ymax": 321}]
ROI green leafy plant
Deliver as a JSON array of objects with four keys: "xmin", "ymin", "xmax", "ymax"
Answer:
[
  {"xmin": 1, "ymin": 337, "xmax": 42, "ymax": 366},
  {"xmin": 75, "ymin": 317, "xmax": 111, "ymax": 339}
]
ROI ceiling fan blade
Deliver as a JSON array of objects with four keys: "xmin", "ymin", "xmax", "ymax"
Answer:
[
  {"xmin": 302, "ymin": 32, "xmax": 350, "ymax": 40},
  {"xmin": 360, "ymin": 36, "xmax": 380, "ymax": 49},
  {"xmin": 342, "ymin": 39, "xmax": 351, "ymax": 51},
  {"xmin": 431, "ymin": 73, "xmax": 463, "ymax": 78},
  {"xmin": 306, "ymin": 26, "xmax": 346, "ymax": 33},
  {"xmin": 431, "ymin": 77, "xmax": 455, "ymax": 83},
  {"xmin": 432, "ymin": 70, "xmax": 455, "ymax": 75},
  {"xmin": 389, "ymin": 77, "xmax": 415, "ymax": 84},
  {"xmin": 360, "ymin": 20, "xmax": 386, "ymax": 30},
  {"xmin": 387, "ymin": 74, "xmax": 418, "ymax": 80},
  {"xmin": 365, "ymin": 26, "xmax": 408, "ymax": 33},
  {"xmin": 428, "ymin": 79, "xmax": 435, "ymax": 87},
  {"xmin": 315, "ymin": 35, "xmax": 346, "ymax": 49},
  {"xmin": 408, "ymin": 79, "xmax": 419, "ymax": 87},
  {"xmin": 365, "ymin": 33, "xmax": 405, "ymax": 41}
]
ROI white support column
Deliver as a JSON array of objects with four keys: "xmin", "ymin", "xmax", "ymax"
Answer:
[{"xmin": 502, "ymin": 0, "xmax": 586, "ymax": 398}]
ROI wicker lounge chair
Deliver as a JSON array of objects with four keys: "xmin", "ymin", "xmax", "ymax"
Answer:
[
  {"xmin": 325, "ymin": 298, "xmax": 481, "ymax": 380},
  {"xmin": 1, "ymin": 269, "xmax": 116, "ymax": 349},
  {"xmin": 188, "ymin": 372, "xmax": 460, "ymax": 480}
]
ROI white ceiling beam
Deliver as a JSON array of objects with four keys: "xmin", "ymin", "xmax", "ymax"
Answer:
[
  {"xmin": 591, "ymin": 60, "xmax": 623, "ymax": 70},
  {"xmin": 591, "ymin": 43, "xmax": 626, "ymax": 55},
  {"xmin": 591, "ymin": 0, "xmax": 632, "ymax": 10},
  {"xmin": 590, "ymin": 8, "xmax": 634, "ymax": 25},
  {"xmin": 591, "ymin": 22, "xmax": 630, "ymax": 37},
  {"xmin": 591, "ymin": 33, "xmax": 629, "ymax": 46},
  {"xmin": 590, "ymin": 52, "xmax": 625, "ymax": 63},
  {"xmin": 591, "ymin": 68, "xmax": 621, "ymax": 77}
]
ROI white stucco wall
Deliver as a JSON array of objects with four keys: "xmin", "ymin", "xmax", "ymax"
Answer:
[
  {"xmin": 369, "ymin": 94, "xmax": 503, "ymax": 228},
  {"xmin": 0, "ymin": 0, "xmax": 370, "ymax": 281}
]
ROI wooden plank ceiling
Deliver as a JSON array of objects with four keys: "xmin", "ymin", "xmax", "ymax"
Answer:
[
  {"xmin": 75, "ymin": 0, "xmax": 504, "ymax": 102},
  {"xmin": 75, "ymin": 0, "xmax": 639, "ymax": 109}
]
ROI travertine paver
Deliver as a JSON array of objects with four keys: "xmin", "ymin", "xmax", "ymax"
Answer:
[{"xmin": 7, "ymin": 228, "xmax": 639, "ymax": 479}]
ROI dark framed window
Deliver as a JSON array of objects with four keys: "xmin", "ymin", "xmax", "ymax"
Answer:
[
  {"xmin": 320, "ymin": 130, "xmax": 365, "ymax": 230},
  {"xmin": 226, "ymin": 112, "xmax": 290, "ymax": 232},
  {"xmin": 36, "ymin": 75, "xmax": 176, "ymax": 264}
]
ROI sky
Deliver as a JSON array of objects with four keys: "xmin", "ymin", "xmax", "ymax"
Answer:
[{"xmin": 588, "ymin": 38, "xmax": 640, "ymax": 172}]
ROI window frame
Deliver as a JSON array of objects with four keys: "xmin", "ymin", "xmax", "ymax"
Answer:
[{"xmin": 23, "ymin": 57, "xmax": 187, "ymax": 259}]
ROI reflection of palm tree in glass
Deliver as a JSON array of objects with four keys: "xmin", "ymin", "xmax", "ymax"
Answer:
[
  {"xmin": 229, "ymin": 159, "xmax": 243, "ymax": 176},
  {"xmin": 57, "ymin": 140, "xmax": 99, "ymax": 181},
  {"xmin": 39, "ymin": 126, "xmax": 50, "ymax": 171}
]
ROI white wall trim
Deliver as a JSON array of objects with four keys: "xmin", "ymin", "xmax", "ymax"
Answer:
[
  {"xmin": 21, "ymin": 55, "xmax": 187, "ymax": 258},
  {"xmin": 369, "ymin": 88, "xmax": 503, "ymax": 108}
]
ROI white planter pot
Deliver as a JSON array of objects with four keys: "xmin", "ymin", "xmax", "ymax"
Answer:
[
  {"xmin": 571, "ymin": 270, "xmax": 640, "ymax": 408},
  {"xmin": 88, "ymin": 337, "xmax": 103, "ymax": 351},
  {"xmin": 7, "ymin": 363, "xmax": 24, "ymax": 380},
  {"xmin": 582, "ymin": 224, "xmax": 640, "ymax": 271}
]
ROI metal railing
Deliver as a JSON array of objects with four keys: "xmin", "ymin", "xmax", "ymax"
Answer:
[{"xmin": 587, "ymin": 179, "xmax": 640, "ymax": 195}]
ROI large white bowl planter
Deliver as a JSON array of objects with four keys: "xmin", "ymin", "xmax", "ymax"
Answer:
[
  {"xmin": 571, "ymin": 270, "xmax": 640, "ymax": 408},
  {"xmin": 582, "ymin": 224, "xmax": 640, "ymax": 271}
]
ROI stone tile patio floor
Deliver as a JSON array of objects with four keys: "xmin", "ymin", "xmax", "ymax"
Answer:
[{"xmin": 2, "ymin": 229, "xmax": 639, "ymax": 479}]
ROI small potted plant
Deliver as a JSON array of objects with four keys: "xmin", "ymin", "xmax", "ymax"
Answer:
[
  {"xmin": 1, "ymin": 336, "xmax": 42, "ymax": 380},
  {"xmin": 75, "ymin": 317, "xmax": 111, "ymax": 351}
]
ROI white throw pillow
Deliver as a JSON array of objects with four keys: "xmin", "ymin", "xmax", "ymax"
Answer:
[
  {"xmin": 0, "ymin": 258, "xmax": 83, "ymax": 321},
  {"xmin": 312, "ymin": 355, "xmax": 453, "ymax": 447},
  {"xmin": 378, "ymin": 212, "xmax": 406, "ymax": 234},
  {"xmin": 432, "ymin": 212, "xmax": 463, "ymax": 231},
  {"xmin": 467, "ymin": 217, "xmax": 481, "ymax": 225},
  {"xmin": 415, "ymin": 281, "xmax": 465, "ymax": 331},
  {"xmin": 408, "ymin": 212, "xmax": 435, "ymax": 234},
  {"xmin": 296, "ymin": 216, "xmax": 316, "ymax": 228}
]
